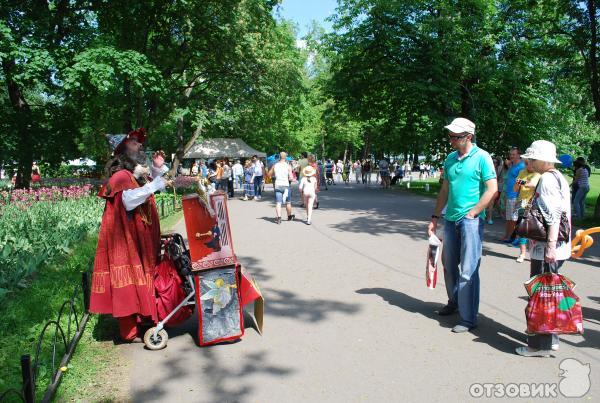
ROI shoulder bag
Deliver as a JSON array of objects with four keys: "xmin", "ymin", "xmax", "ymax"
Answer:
[{"xmin": 514, "ymin": 171, "xmax": 570, "ymax": 242}]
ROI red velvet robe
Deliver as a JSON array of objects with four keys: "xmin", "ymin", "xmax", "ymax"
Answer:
[{"xmin": 90, "ymin": 169, "xmax": 160, "ymax": 321}]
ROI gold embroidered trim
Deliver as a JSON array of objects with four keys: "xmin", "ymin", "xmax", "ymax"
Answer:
[
  {"xmin": 110, "ymin": 264, "xmax": 147, "ymax": 289},
  {"xmin": 91, "ymin": 272, "xmax": 108, "ymax": 294}
]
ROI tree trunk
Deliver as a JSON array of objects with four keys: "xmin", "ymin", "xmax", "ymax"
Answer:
[
  {"xmin": 168, "ymin": 120, "xmax": 203, "ymax": 177},
  {"xmin": 167, "ymin": 74, "xmax": 205, "ymax": 176},
  {"xmin": 362, "ymin": 132, "xmax": 370, "ymax": 160},
  {"xmin": 2, "ymin": 57, "xmax": 33, "ymax": 188},
  {"xmin": 588, "ymin": 0, "xmax": 600, "ymax": 122}
]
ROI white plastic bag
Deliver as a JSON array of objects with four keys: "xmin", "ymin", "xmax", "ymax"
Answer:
[{"xmin": 426, "ymin": 234, "xmax": 442, "ymax": 289}]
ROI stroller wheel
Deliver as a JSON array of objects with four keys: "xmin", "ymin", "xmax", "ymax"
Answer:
[{"xmin": 143, "ymin": 327, "xmax": 168, "ymax": 350}]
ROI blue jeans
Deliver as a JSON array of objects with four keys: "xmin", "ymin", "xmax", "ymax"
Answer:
[
  {"xmin": 254, "ymin": 176, "xmax": 263, "ymax": 197},
  {"xmin": 573, "ymin": 185, "xmax": 589, "ymax": 219},
  {"xmin": 442, "ymin": 216, "xmax": 484, "ymax": 328}
]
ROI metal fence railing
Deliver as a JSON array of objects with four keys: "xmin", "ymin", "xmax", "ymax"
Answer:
[
  {"xmin": 157, "ymin": 194, "xmax": 182, "ymax": 220},
  {"xmin": 0, "ymin": 271, "xmax": 91, "ymax": 403}
]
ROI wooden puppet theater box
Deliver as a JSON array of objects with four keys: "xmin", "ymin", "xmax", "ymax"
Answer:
[{"xmin": 182, "ymin": 192, "xmax": 263, "ymax": 346}]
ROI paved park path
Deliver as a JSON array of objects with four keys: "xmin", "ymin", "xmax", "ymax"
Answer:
[{"xmin": 125, "ymin": 182, "xmax": 600, "ymax": 402}]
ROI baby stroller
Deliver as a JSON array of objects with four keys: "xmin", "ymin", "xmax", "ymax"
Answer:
[{"xmin": 143, "ymin": 233, "xmax": 195, "ymax": 350}]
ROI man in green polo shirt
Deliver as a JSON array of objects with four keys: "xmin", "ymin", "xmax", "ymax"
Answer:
[{"xmin": 428, "ymin": 118, "xmax": 497, "ymax": 333}]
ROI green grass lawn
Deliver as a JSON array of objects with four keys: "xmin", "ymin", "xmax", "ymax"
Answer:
[
  {"xmin": 393, "ymin": 177, "xmax": 441, "ymax": 198},
  {"xmin": 0, "ymin": 235, "xmax": 99, "ymax": 401},
  {"xmin": 0, "ymin": 208, "xmax": 184, "ymax": 402}
]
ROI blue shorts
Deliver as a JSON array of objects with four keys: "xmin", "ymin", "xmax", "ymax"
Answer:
[{"xmin": 275, "ymin": 186, "xmax": 292, "ymax": 204}]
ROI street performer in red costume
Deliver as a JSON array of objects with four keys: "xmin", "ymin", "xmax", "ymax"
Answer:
[{"xmin": 90, "ymin": 128, "xmax": 171, "ymax": 341}]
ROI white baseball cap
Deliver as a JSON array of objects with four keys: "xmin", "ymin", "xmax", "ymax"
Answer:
[
  {"xmin": 521, "ymin": 140, "xmax": 561, "ymax": 164},
  {"xmin": 444, "ymin": 118, "xmax": 475, "ymax": 135}
]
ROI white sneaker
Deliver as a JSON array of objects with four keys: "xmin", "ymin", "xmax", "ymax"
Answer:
[
  {"xmin": 551, "ymin": 343, "xmax": 559, "ymax": 351},
  {"xmin": 487, "ymin": 219, "xmax": 493, "ymax": 225},
  {"xmin": 516, "ymin": 254, "xmax": 526, "ymax": 263}
]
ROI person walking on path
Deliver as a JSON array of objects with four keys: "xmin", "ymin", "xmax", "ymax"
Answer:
[
  {"xmin": 572, "ymin": 157, "xmax": 591, "ymax": 219},
  {"xmin": 515, "ymin": 140, "xmax": 571, "ymax": 357},
  {"xmin": 403, "ymin": 161, "xmax": 412, "ymax": 179},
  {"xmin": 501, "ymin": 147, "xmax": 525, "ymax": 243},
  {"xmin": 336, "ymin": 160, "xmax": 344, "ymax": 183},
  {"xmin": 297, "ymin": 152, "xmax": 309, "ymax": 206},
  {"xmin": 215, "ymin": 160, "xmax": 224, "ymax": 191},
  {"xmin": 268, "ymin": 152, "xmax": 295, "ymax": 224},
  {"xmin": 299, "ymin": 166, "xmax": 318, "ymax": 225},
  {"xmin": 251, "ymin": 155, "xmax": 264, "ymax": 200},
  {"xmin": 199, "ymin": 160, "xmax": 207, "ymax": 178},
  {"xmin": 325, "ymin": 159, "xmax": 335, "ymax": 185},
  {"xmin": 242, "ymin": 160, "xmax": 255, "ymax": 201},
  {"xmin": 308, "ymin": 155, "xmax": 321, "ymax": 208},
  {"xmin": 232, "ymin": 160, "xmax": 244, "ymax": 191},
  {"xmin": 379, "ymin": 157, "xmax": 391, "ymax": 189},
  {"xmin": 362, "ymin": 159, "xmax": 372, "ymax": 185},
  {"xmin": 513, "ymin": 156, "xmax": 541, "ymax": 263},
  {"xmin": 221, "ymin": 159, "xmax": 234, "ymax": 198},
  {"xmin": 353, "ymin": 160, "xmax": 362, "ymax": 184},
  {"xmin": 428, "ymin": 117, "xmax": 497, "ymax": 333}
]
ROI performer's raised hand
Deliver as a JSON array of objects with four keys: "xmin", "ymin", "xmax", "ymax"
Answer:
[{"xmin": 152, "ymin": 150, "xmax": 166, "ymax": 168}]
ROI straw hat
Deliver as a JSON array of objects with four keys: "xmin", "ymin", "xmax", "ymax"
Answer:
[{"xmin": 303, "ymin": 166, "xmax": 316, "ymax": 177}]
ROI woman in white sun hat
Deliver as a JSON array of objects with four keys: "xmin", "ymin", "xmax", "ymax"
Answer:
[
  {"xmin": 515, "ymin": 140, "xmax": 572, "ymax": 357},
  {"xmin": 299, "ymin": 166, "xmax": 318, "ymax": 225}
]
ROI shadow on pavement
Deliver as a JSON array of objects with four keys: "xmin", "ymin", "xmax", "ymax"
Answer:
[
  {"xmin": 132, "ymin": 345, "xmax": 294, "ymax": 403},
  {"xmin": 356, "ymin": 287, "xmax": 527, "ymax": 355}
]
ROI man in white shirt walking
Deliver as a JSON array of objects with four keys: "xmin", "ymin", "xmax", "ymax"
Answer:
[
  {"xmin": 268, "ymin": 152, "xmax": 295, "ymax": 224},
  {"xmin": 232, "ymin": 160, "xmax": 243, "ymax": 190}
]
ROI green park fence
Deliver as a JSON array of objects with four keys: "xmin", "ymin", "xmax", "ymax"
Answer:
[
  {"xmin": 156, "ymin": 193, "xmax": 182, "ymax": 220},
  {"xmin": 0, "ymin": 271, "xmax": 92, "ymax": 403}
]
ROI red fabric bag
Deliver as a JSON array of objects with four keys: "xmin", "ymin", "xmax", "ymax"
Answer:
[
  {"xmin": 154, "ymin": 258, "xmax": 193, "ymax": 327},
  {"xmin": 524, "ymin": 272, "xmax": 584, "ymax": 335}
]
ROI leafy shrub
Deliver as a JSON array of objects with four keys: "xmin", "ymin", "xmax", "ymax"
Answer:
[{"xmin": 0, "ymin": 197, "xmax": 103, "ymax": 301}]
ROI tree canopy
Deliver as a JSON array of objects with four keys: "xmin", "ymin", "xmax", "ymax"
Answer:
[
  {"xmin": 317, "ymin": 0, "xmax": 600, "ymax": 161},
  {"xmin": 1, "ymin": 0, "xmax": 599, "ymax": 187}
]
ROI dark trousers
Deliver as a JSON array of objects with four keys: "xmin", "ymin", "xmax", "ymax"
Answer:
[
  {"xmin": 227, "ymin": 179, "xmax": 234, "ymax": 197},
  {"xmin": 254, "ymin": 176, "xmax": 263, "ymax": 197},
  {"xmin": 527, "ymin": 259, "xmax": 564, "ymax": 350}
]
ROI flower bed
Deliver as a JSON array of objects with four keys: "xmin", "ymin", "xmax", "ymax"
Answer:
[
  {"xmin": 174, "ymin": 175, "xmax": 199, "ymax": 194},
  {"xmin": 1, "ymin": 185, "xmax": 95, "ymax": 208}
]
